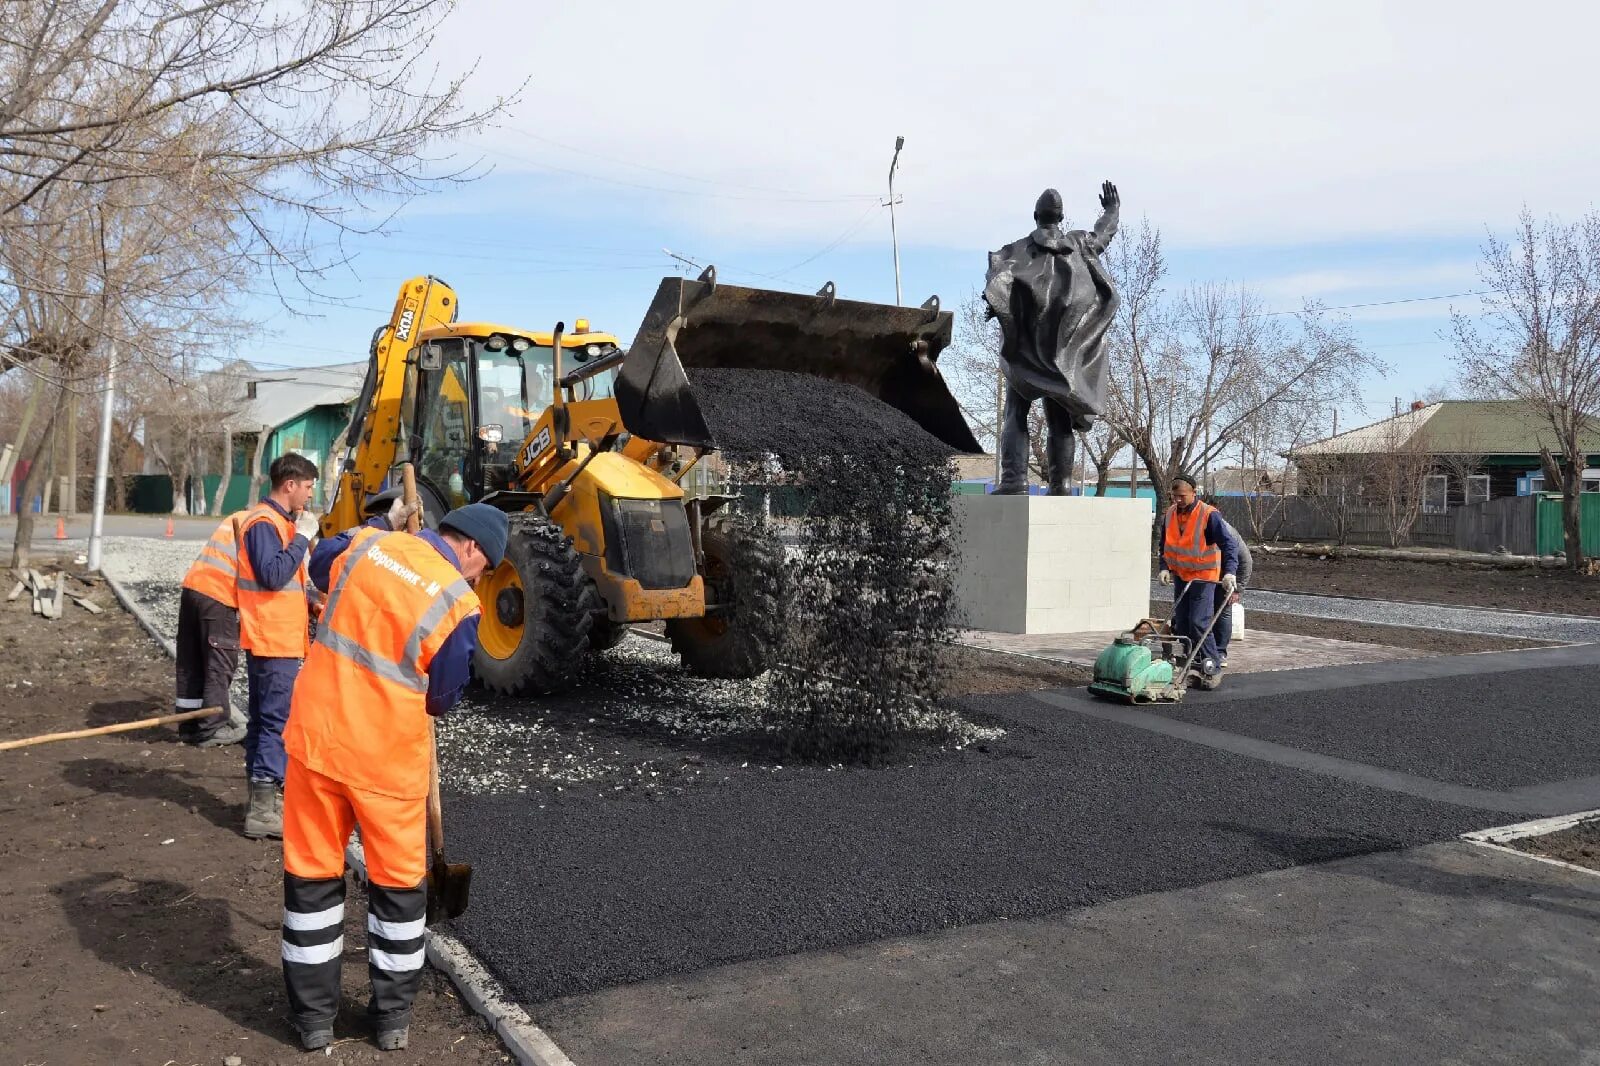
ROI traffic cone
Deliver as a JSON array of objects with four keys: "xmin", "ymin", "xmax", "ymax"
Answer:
[
  {"xmin": 54, "ymin": 516, "xmax": 67, "ymax": 540},
  {"xmin": 165, "ymin": 517, "xmax": 174, "ymax": 538}
]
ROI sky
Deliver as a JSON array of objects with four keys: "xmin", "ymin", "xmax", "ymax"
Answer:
[{"xmin": 242, "ymin": 0, "xmax": 1600, "ymax": 436}]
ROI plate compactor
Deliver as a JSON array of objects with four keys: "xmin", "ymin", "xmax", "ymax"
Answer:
[{"xmin": 1088, "ymin": 582, "xmax": 1229, "ymax": 705}]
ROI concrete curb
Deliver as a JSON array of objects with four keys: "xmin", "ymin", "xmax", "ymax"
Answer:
[
  {"xmin": 1461, "ymin": 810, "xmax": 1600, "ymax": 880},
  {"xmin": 102, "ymin": 571, "xmax": 177, "ymax": 659},
  {"xmin": 344, "ymin": 839, "xmax": 577, "ymax": 1066}
]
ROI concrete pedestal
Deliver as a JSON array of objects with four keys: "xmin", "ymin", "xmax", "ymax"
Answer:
[{"xmin": 952, "ymin": 495, "xmax": 1152, "ymax": 634}]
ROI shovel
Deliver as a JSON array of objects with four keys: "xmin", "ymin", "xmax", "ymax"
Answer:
[{"xmin": 425, "ymin": 726, "xmax": 472, "ymax": 925}]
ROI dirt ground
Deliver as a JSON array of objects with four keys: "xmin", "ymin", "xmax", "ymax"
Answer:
[
  {"xmin": 1509, "ymin": 818, "xmax": 1600, "ymax": 873},
  {"xmin": 1252, "ymin": 553, "xmax": 1600, "ymax": 616},
  {"xmin": 0, "ymin": 581, "xmax": 509, "ymax": 1066},
  {"xmin": 941, "ymin": 643, "xmax": 1093, "ymax": 694}
]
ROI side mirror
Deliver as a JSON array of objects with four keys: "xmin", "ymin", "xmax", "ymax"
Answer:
[{"xmin": 419, "ymin": 344, "xmax": 443, "ymax": 371}]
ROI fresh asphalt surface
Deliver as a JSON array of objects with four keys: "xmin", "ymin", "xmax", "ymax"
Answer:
[{"xmin": 443, "ymin": 643, "xmax": 1600, "ymax": 1012}]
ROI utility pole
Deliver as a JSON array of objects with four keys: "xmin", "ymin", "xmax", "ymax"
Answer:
[
  {"xmin": 886, "ymin": 136, "xmax": 905, "ymax": 306},
  {"xmin": 87, "ymin": 345, "xmax": 116, "ymax": 573}
]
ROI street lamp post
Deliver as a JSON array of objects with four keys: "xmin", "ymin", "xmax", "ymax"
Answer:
[
  {"xmin": 887, "ymin": 135, "xmax": 905, "ymax": 306},
  {"xmin": 86, "ymin": 343, "xmax": 117, "ymax": 572}
]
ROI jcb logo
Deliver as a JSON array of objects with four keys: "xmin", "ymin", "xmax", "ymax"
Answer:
[{"xmin": 395, "ymin": 308, "xmax": 416, "ymax": 342}]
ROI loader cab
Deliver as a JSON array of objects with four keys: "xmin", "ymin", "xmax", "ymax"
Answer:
[{"xmin": 406, "ymin": 323, "xmax": 623, "ymax": 508}]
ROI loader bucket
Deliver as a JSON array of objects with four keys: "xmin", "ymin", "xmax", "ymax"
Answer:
[{"xmin": 615, "ymin": 271, "xmax": 982, "ymax": 453}]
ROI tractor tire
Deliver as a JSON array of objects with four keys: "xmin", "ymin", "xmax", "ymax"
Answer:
[
  {"xmin": 474, "ymin": 513, "xmax": 596, "ymax": 696},
  {"xmin": 588, "ymin": 616, "xmax": 630, "ymax": 652},
  {"xmin": 667, "ymin": 513, "xmax": 777, "ymax": 679}
]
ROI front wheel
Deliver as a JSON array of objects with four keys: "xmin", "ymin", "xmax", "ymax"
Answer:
[
  {"xmin": 474, "ymin": 513, "xmax": 597, "ymax": 696},
  {"xmin": 666, "ymin": 513, "xmax": 777, "ymax": 679}
]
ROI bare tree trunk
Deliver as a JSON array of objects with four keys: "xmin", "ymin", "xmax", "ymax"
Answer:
[
  {"xmin": 1095, "ymin": 463, "xmax": 1112, "ymax": 498},
  {"xmin": 0, "ymin": 373, "xmax": 46, "ymax": 485},
  {"xmin": 246, "ymin": 427, "xmax": 272, "ymax": 503},
  {"xmin": 11, "ymin": 385, "xmax": 65, "ymax": 571},
  {"xmin": 210, "ymin": 428, "xmax": 233, "ymax": 516},
  {"xmin": 173, "ymin": 448, "xmax": 192, "ymax": 515}
]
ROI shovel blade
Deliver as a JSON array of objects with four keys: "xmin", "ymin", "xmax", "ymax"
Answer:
[{"xmin": 426, "ymin": 859, "xmax": 473, "ymax": 926}]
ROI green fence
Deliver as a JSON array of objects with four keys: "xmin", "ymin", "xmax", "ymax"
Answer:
[{"xmin": 1535, "ymin": 493, "xmax": 1600, "ymax": 556}]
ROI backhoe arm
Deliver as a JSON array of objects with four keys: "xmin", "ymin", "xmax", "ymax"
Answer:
[{"xmin": 321, "ymin": 276, "xmax": 458, "ymax": 536}]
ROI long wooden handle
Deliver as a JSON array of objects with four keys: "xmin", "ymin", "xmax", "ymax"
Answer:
[
  {"xmin": 0, "ymin": 707, "xmax": 219, "ymax": 751},
  {"xmin": 400, "ymin": 463, "xmax": 422, "ymax": 534},
  {"xmin": 427, "ymin": 720, "xmax": 445, "ymax": 860}
]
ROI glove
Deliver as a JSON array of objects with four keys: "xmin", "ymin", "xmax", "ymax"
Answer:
[
  {"xmin": 293, "ymin": 510, "xmax": 320, "ymax": 541},
  {"xmin": 1221, "ymin": 573, "xmax": 1238, "ymax": 594},
  {"xmin": 386, "ymin": 496, "xmax": 419, "ymax": 530},
  {"xmin": 1157, "ymin": 569, "xmax": 1173, "ymax": 587}
]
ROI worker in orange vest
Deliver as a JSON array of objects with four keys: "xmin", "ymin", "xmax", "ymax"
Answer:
[
  {"xmin": 174, "ymin": 509, "xmax": 251, "ymax": 746},
  {"xmin": 236, "ymin": 453, "xmax": 321, "ymax": 839},
  {"xmin": 1156, "ymin": 473, "xmax": 1238, "ymax": 689},
  {"xmin": 278, "ymin": 502, "xmax": 505, "ymax": 1053}
]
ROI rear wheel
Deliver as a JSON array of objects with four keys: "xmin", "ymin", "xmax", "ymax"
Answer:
[
  {"xmin": 667, "ymin": 513, "xmax": 776, "ymax": 678},
  {"xmin": 474, "ymin": 513, "xmax": 596, "ymax": 696}
]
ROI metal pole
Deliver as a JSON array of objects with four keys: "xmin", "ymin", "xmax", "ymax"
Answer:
[
  {"xmin": 888, "ymin": 136, "xmax": 904, "ymax": 306},
  {"xmin": 87, "ymin": 344, "xmax": 116, "ymax": 572}
]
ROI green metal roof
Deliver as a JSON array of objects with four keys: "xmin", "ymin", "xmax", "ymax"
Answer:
[{"xmin": 1291, "ymin": 400, "xmax": 1600, "ymax": 458}]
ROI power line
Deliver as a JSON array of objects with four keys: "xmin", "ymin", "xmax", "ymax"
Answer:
[{"xmin": 1255, "ymin": 289, "xmax": 1490, "ymax": 318}]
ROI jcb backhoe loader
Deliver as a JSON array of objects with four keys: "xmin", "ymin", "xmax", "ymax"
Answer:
[{"xmin": 322, "ymin": 268, "xmax": 980, "ymax": 696}]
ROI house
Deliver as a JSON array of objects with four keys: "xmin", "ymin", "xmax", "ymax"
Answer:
[
  {"xmin": 136, "ymin": 359, "xmax": 365, "ymax": 513},
  {"xmin": 1288, "ymin": 400, "xmax": 1600, "ymax": 512}
]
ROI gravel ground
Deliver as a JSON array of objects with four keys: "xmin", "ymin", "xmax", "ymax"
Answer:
[
  {"xmin": 1150, "ymin": 579, "xmax": 1600, "ymax": 642},
  {"xmin": 1165, "ymin": 664, "xmax": 1600, "ymax": 790},
  {"xmin": 1252, "ymin": 553, "xmax": 1600, "ymax": 616},
  {"xmin": 448, "ymin": 686, "xmax": 1499, "ymax": 1007}
]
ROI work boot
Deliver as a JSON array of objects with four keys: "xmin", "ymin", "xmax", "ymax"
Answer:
[
  {"xmin": 1197, "ymin": 671, "xmax": 1223, "ymax": 691},
  {"xmin": 195, "ymin": 706, "xmax": 248, "ymax": 748},
  {"xmin": 297, "ymin": 1026, "xmax": 334, "ymax": 1051},
  {"xmin": 376, "ymin": 1027, "xmax": 409, "ymax": 1051},
  {"xmin": 243, "ymin": 780, "xmax": 283, "ymax": 840}
]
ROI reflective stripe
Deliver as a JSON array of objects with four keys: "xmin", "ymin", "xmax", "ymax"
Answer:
[
  {"xmin": 282, "ymin": 935, "xmax": 345, "ymax": 964},
  {"xmin": 194, "ymin": 554, "xmax": 236, "ymax": 577},
  {"xmin": 175, "ymin": 697, "xmax": 205, "ymax": 709},
  {"xmin": 368, "ymin": 946, "xmax": 425, "ymax": 972},
  {"xmin": 316, "ymin": 627, "xmax": 428, "ymax": 693},
  {"xmin": 401, "ymin": 577, "xmax": 475, "ymax": 670},
  {"xmin": 368, "ymin": 914, "xmax": 426, "ymax": 941},
  {"xmin": 283, "ymin": 903, "xmax": 345, "ymax": 931}
]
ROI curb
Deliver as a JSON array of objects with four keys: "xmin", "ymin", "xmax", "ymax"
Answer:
[
  {"xmin": 102, "ymin": 571, "xmax": 177, "ymax": 659},
  {"xmin": 344, "ymin": 839, "xmax": 576, "ymax": 1066},
  {"xmin": 1461, "ymin": 809, "xmax": 1600, "ymax": 880}
]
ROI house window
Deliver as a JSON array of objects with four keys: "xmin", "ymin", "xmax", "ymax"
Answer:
[
  {"xmin": 1465, "ymin": 475, "xmax": 1490, "ymax": 504},
  {"xmin": 1585, "ymin": 478, "xmax": 1600, "ymax": 493},
  {"xmin": 246, "ymin": 381, "xmax": 257, "ymax": 400},
  {"xmin": 1423, "ymin": 474, "xmax": 1448, "ymax": 514},
  {"xmin": 1528, "ymin": 475, "xmax": 1546, "ymax": 494}
]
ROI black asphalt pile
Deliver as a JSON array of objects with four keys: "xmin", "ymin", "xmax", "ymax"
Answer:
[
  {"xmin": 687, "ymin": 368, "xmax": 960, "ymax": 761},
  {"xmin": 447, "ymin": 681, "xmax": 1508, "ymax": 1007}
]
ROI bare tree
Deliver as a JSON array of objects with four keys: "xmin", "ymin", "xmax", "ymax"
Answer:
[
  {"xmin": 1100, "ymin": 218, "xmax": 1380, "ymax": 548},
  {"xmin": 946, "ymin": 290, "xmax": 1051, "ymax": 485},
  {"xmin": 1079, "ymin": 420, "xmax": 1125, "ymax": 497},
  {"xmin": 1364, "ymin": 415, "xmax": 1436, "ymax": 546},
  {"xmin": 1451, "ymin": 209, "xmax": 1600, "ymax": 568}
]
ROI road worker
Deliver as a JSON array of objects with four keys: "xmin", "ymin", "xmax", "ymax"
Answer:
[
  {"xmin": 1156, "ymin": 473, "xmax": 1238, "ymax": 690},
  {"xmin": 174, "ymin": 509, "xmax": 251, "ymax": 746},
  {"xmin": 236, "ymin": 453, "xmax": 321, "ymax": 839},
  {"xmin": 279, "ymin": 501, "xmax": 506, "ymax": 1053}
]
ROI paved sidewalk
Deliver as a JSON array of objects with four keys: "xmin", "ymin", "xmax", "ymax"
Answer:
[
  {"xmin": 537, "ymin": 840, "xmax": 1600, "ymax": 1066},
  {"xmin": 960, "ymin": 625, "xmax": 1422, "ymax": 672}
]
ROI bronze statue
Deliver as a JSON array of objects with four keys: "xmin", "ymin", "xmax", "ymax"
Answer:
[{"xmin": 983, "ymin": 182, "xmax": 1120, "ymax": 494}]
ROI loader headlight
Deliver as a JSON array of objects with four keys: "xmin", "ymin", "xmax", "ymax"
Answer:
[
  {"xmin": 511, "ymin": 336, "xmax": 531, "ymax": 352},
  {"xmin": 485, "ymin": 334, "xmax": 508, "ymax": 352}
]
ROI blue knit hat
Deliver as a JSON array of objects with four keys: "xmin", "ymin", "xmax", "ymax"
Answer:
[{"xmin": 439, "ymin": 503, "xmax": 510, "ymax": 568}]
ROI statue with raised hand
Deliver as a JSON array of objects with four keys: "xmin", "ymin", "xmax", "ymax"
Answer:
[{"xmin": 983, "ymin": 181, "xmax": 1121, "ymax": 495}]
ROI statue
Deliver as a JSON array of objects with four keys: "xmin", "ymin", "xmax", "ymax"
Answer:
[{"xmin": 983, "ymin": 181, "xmax": 1121, "ymax": 495}]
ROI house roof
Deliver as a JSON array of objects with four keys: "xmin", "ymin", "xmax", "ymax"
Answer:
[
  {"xmin": 225, "ymin": 361, "xmax": 366, "ymax": 433},
  {"xmin": 1290, "ymin": 400, "xmax": 1600, "ymax": 458}
]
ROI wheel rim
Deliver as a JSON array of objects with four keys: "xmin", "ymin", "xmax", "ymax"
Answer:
[{"xmin": 476, "ymin": 561, "xmax": 525, "ymax": 659}]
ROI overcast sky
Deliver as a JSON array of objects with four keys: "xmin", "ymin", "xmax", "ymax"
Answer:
[{"xmin": 248, "ymin": 0, "xmax": 1599, "ymax": 428}]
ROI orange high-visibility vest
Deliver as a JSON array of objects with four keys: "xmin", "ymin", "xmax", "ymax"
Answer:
[
  {"xmin": 284, "ymin": 528, "xmax": 480, "ymax": 799},
  {"xmin": 236, "ymin": 503, "xmax": 310, "ymax": 658},
  {"xmin": 1163, "ymin": 501, "xmax": 1222, "ymax": 582},
  {"xmin": 180, "ymin": 510, "xmax": 250, "ymax": 608}
]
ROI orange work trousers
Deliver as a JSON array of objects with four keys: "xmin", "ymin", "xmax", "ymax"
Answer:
[{"xmin": 283, "ymin": 755, "xmax": 427, "ymax": 888}]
